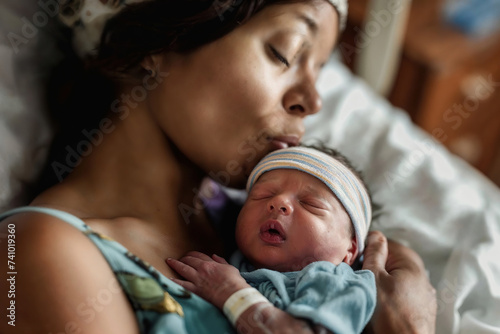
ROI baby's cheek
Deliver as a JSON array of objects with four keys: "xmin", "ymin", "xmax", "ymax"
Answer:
[
  {"xmin": 234, "ymin": 219, "xmax": 252, "ymax": 250},
  {"xmin": 310, "ymin": 236, "xmax": 347, "ymax": 265},
  {"xmin": 234, "ymin": 225, "xmax": 245, "ymax": 249}
]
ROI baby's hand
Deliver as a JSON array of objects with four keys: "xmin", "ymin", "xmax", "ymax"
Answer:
[{"xmin": 166, "ymin": 251, "xmax": 251, "ymax": 309}]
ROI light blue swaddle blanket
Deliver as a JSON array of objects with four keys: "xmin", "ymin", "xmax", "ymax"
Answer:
[{"xmin": 232, "ymin": 252, "xmax": 376, "ymax": 334}]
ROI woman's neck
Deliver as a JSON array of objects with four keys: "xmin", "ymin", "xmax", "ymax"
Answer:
[{"xmin": 33, "ymin": 99, "xmax": 208, "ymax": 236}]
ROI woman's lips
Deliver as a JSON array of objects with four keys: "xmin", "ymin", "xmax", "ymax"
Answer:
[
  {"xmin": 259, "ymin": 220, "xmax": 286, "ymax": 245},
  {"xmin": 269, "ymin": 135, "xmax": 300, "ymax": 150}
]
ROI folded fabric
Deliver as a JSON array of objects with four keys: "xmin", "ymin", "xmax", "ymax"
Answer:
[{"xmin": 239, "ymin": 261, "xmax": 376, "ymax": 334}]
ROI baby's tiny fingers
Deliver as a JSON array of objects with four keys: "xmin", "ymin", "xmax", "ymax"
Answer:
[
  {"xmin": 178, "ymin": 255, "xmax": 207, "ymax": 269},
  {"xmin": 212, "ymin": 254, "xmax": 228, "ymax": 264},
  {"xmin": 184, "ymin": 251, "xmax": 213, "ymax": 262},
  {"xmin": 166, "ymin": 258, "xmax": 198, "ymax": 280},
  {"xmin": 170, "ymin": 278, "xmax": 197, "ymax": 293}
]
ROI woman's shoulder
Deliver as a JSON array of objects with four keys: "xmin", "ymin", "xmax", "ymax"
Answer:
[
  {"xmin": 0, "ymin": 209, "xmax": 99, "ymax": 262},
  {"xmin": 2, "ymin": 207, "xmax": 83, "ymax": 235},
  {"xmin": 0, "ymin": 211, "xmax": 140, "ymax": 333}
]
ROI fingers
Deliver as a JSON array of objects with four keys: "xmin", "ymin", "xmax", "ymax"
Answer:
[
  {"xmin": 212, "ymin": 254, "xmax": 228, "ymax": 264},
  {"xmin": 166, "ymin": 258, "xmax": 198, "ymax": 280},
  {"xmin": 362, "ymin": 231, "xmax": 388, "ymax": 274},
  {"xmin": 166, "ymin": 253, "xmax": 226, "ymax": 280},
  {"xmin": 170, "ymin": 277, "xmax": 197, "ymax": 293},
  {"xmin": 184, "ymin": 251, "xmax": 213, "ymax": 262},
  {"xmin": 186, "ymin": 251, "xmax": 228, "ymax": 264},
  {"xmin": 386, "ymin": 240, "xmax": 426, "ymax": 274},
  {"xmin": 166, "ymin": 252, "xmax": 231, "ymax": 288},
  {"xmin": 178, "ymin": 254, "xmax": 207, "ymax": 268}
]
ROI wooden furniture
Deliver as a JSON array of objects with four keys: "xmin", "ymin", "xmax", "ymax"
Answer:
[{"xmin": 340, "ymin": 0, "xmax": 500, "ymax": 186}]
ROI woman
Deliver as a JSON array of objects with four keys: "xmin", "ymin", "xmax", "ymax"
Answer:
[{"xmin": 0, "ymin": 0, "xmax": 436, "ymax": 333}]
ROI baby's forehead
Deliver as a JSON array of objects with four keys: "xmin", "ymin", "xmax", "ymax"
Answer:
[{"xmin": 255, "ymin": 169, "xmax": 337, "ymax": 195}]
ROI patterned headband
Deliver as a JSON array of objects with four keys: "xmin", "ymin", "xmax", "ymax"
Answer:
[
  {"xmin": 247, "ymin": 146, "xmax": 371, "ymax": 254},
  {"xmin": 58, "ymin": 0, "xmax": 348, "ymax": 58}
]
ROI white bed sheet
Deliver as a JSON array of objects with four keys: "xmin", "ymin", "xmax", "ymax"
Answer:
[{"xmin": 305, "ymin": 55, "xmax": 500, "ymax": 333}]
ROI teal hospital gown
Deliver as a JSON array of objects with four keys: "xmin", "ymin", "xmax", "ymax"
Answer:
[
  {"xmin": 0, "ymin": 206, "xmax": 234, "ymax": 334},
  {"xmin": 232, "ymin": 252, "xmax": 376, "ymax": 334}
]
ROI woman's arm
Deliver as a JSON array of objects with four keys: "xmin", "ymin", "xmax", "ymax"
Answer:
[
  {"xmin": 0, "ymin": 214, "xmax": 139, "ymax": 334},
  {"xmin": 362, "ymin": 231, "xmax": 437, "ymax": 334}
]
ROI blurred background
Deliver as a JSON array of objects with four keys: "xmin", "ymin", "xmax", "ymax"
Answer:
[{"xmin": 339, "ymin": 0, "xmax": 500, "ymax": 187}]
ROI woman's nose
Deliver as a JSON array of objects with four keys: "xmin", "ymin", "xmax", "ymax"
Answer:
[
  {"xmin": 283, "ymin": 74, "xmax": 322, "ymax": 117},
  {"xmin": 268, "ymin": 197, "xmax": 293, "ymax": 215}
]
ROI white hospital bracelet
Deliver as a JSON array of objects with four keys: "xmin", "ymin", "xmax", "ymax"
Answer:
[{"xmin": 222, "ymin": 287, "xmax": 271, "ymax": 326}]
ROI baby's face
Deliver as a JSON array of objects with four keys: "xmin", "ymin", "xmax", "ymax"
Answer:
[{"xmin": 236, "ymin": 169, "xmax": 358, "ymax": 272}]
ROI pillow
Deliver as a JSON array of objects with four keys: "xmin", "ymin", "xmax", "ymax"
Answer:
[{"xmin": 0, "ymin": 2, "xmax": 53, "ymax": 211}]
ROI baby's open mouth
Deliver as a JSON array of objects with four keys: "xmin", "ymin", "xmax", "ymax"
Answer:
[
  {"xmin": 260, "ymin": 221, "xmax": 286, "ymax": 244},
  {"xmin": 268, "ymin": 228, "xmax": 281, "ymax": 235}
]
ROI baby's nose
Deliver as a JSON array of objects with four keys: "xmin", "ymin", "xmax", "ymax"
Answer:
[
  {"xmin": 268, "ymin": 198, "xmax": 293, "ymax": 215},
  {"xmin": 269, "ymin": 204, "xmax": 288, "ymax": 213}
]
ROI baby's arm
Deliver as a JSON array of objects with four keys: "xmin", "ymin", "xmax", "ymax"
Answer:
[
  {"xmin": 167, "ymin": 252, "xmax": 333, "ymax": 334},
  {"xmin": 166, "ymin": 251, "xmax": 251, "ymax": 309},
  {"xmin": 289, "ymin": 261, "xmax": 376, "ymax": 334}
]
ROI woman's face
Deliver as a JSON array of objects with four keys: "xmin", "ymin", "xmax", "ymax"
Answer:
[{"xmin": 149, "ymin": 1, "xmax": 338, "ymax": 187}]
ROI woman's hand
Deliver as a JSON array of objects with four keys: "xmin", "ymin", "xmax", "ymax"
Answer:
[
  {"xmin": 166, "ymin": 251, "xmax": 251, "ymax": 309},
  {"xmin": 362, "ymin": 231, "xmax": 437, "ymax": 334}
]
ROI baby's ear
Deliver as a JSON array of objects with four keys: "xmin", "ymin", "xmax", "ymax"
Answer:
[{"xmin": 343, "ymin": 236, "xmax": 359, "ymax": 266}]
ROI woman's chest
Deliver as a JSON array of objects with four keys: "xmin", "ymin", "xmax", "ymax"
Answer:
[{"xmin": 85, "ymin": 218, "xmax": 222, "ymax": 279}]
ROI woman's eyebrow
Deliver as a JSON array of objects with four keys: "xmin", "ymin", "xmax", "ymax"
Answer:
[{"xmin": 296, "ymin": 13, "xmax": 318, "ymax": 35}]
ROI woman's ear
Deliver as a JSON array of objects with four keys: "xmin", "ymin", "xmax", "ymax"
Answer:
[
  {"xmin": 140, "ymin": 54, "xmax": 164, "ymax": 75},
  {"xmin": 343, "ymin": 236, "xmax": 359, "ymax": 266}
]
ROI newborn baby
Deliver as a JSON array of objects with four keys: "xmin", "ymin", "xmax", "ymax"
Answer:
[{"xmin": 168, "ymin": 146, "xmax": 375, "ymax": 334}]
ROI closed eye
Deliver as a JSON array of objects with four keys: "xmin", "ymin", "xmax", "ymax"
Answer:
[
  {"xmin": 250, "ymin": 191, "xmax": 274, "ymax": 201},
  {"xmin": 252, "ymin": 195, "xmax": 272, "ymax": 201},
  {"xmin": 300, "ymin": 200, "xmax": 327, "ymax": 211},
  {"xmin": 269, "ymin": 45, "xmax": 290, "ymax": 67}
]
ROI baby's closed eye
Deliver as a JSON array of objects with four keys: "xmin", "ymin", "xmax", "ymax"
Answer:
[{"xmin": 299, "ymin": 198, "xmax": 328, "ymax": 211}]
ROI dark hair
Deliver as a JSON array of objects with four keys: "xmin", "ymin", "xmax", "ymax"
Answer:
[{"xmin": 92, "ymin": 0, "xmax": 325, "ymax": 77}]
